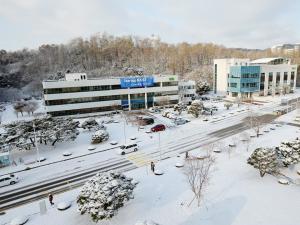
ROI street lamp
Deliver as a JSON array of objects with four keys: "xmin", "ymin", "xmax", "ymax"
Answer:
[{"xmin": 33, "ymin": 122, "xmax": 40, "ymax": 163}]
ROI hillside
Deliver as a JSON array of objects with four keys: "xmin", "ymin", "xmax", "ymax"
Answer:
[{"xmin": 1, "ymin": 34, "xmax": 300, "ymax": 101}]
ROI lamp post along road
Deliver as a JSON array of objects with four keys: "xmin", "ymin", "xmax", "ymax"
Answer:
[{"xmin": 33, "ymin": 122, "xmax": 40, "ymax": 163}]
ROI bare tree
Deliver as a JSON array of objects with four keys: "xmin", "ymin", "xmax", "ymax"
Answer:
[
  {"xmin": 240, "ymin": 132, "xmax": 251, "ymax": 152},
  {"xmin": 184, "ymin": 155, "xmax": 215, "ymax": 207},
  {"xmin": 245, "ymin": 113, "xmax": 267, "ymax": 138}
]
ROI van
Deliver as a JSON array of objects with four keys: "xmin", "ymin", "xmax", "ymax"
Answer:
[
  {"xmin": 117, "ymin": 143, "xmax": 139, "ymax": 155},
  {"xmin": 0, "ymin": 174, "xmax": 19, "ymax": 187}
]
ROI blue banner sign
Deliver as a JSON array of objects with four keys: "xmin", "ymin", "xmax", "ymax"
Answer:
[{"xmin": 120, "ymin": 76, "xmax": 154, "ymax": 88}]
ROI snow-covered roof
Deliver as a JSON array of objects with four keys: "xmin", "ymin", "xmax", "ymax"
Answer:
[{"xmin": 250, "ymin": 57, "xmax": 285, "ymax": 64}]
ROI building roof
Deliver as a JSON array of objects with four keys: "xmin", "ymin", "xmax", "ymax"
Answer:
[{"xmin": 250, "ymin": 57, "xmax": 287, "ymax": 64}]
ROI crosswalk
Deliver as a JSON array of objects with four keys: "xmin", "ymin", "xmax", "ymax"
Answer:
[{"xmin": 126, "ymin": 152, "xmax": 154, "ymax": 167}]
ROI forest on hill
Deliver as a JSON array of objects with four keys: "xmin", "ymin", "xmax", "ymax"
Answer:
[{"xmin": 1, "ymin": 33, "xmax": 300, "ymax": 101}]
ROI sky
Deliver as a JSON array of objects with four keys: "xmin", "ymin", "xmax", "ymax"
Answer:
[{"xmin": 0, "ymin": 0, "xmax": 299, "ymax": 51}]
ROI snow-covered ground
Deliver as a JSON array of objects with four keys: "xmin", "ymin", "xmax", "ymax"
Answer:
[
  {"xmin": 1, "ymin": 110, "xmax": 300, "ymax": 225},
  {"xmin": 1, "ymin": 95, "xmax": 300, "ymax": 225}
]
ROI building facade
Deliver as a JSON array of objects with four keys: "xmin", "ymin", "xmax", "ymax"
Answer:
[
  {"xmin": 214, "ymin": 57, "xmax": 297, "ymax": 98},
  {"xmin": 178, "ymin": 80, "xmax": 196, "ymax": 104},
  {"xmin": 228, "ymin": 66, "xmax": 260, "ymax": 98},
  {"xmin": 213, "ymin": 58, "xmax": 250, "ymax": 95},
  {"xmin": 43, "ymin": 73, "xmax": 179, "ymax": 116}
]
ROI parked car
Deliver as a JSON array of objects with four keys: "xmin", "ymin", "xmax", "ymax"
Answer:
[
  {"xmin": 138, "ymin": 117, "xmax": 154, "ymax": 125},
  {"xmin": 0, "ymin": 174, "xmax": 19, "ymax": 187},
  {"xmin": 162, "ymin": 111, "xmax": 171, "ymax": 117},
  {"xmin": 167, "ymin": 113, "xmax": 177, "ymax": 119},
  {"xmin": 151, "ymin": 124, "xmax": 166, "ymax": 132},
  {"xmin": 174, "ymin": 118, "xmax": 187, "ymax": 125},
  {"xmin": 117, "ymin": 143, "xmax": 139, "ymax": 155}
]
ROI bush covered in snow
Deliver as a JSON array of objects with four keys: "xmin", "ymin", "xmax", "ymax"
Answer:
[
  {"xmin": 247, "ymin": 147, "xmax": 279, "ymax": 177},
  {"xmin": 276, "ymin": 140, "xmax": 300, "ymax": 166},
  {"xmin": 0, "ymin": 115, "xmax": 79, "ymax": 148},
  {"xmin": 81, "ymin": 118, "xmax": 105, "ymax": 131},
  {"xmin": 91, "ymin": 130, "xmax": 109, "ymax": 144},
  {"xmin": 224, "ymin": 102, "xmax": 233, "ymax": 110},
  {"xmin": 77, "ymin": 172, "xmax": 137, "ymax": 222},
  {"xmin": 188, "ymin": 100, "xmax": 203, "ymax": 118},
  {"xmin": 173, "ymin": 103, "xmax": 185, "ymax": 115},
  {"xmin": 195, "ymin": 81, "xmax": 210, "ymax": 95}
]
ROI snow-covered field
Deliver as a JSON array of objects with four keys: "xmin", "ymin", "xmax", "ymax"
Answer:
[
  {"xmin": 1, "ymin": 112, "xmax": 300, "ymax": 225},
  {"xmin": 1, "ymin": 95, "xmax": 300, "ymax": 225}
]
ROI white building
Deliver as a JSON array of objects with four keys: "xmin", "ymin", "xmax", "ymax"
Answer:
[
  {"xmin": 43, "ymin": 73, "xmax": 179, "ymax": 116},
  {"xmin": 250, "ymin": 58, "xmax": 297, "ymax": 96},
  {"xmin": 213, "ymin": 57, "xmax": 297, "ymax": 97},
  {"xmin": 213, "ymin": 58, "xmax": 250, "ymax": 95},
  {"xmin": 178, "ymin": 80, "xmax": 196, "ymax": 104}
]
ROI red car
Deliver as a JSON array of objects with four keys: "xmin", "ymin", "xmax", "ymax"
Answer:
[{"xmin": 151, "ymin": 124, "xmax": 166, "ymax": 132}]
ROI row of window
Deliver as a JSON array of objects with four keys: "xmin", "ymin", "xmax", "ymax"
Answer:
[
  {"xmin": 183, "ymin": 94, "xmax": 195, "ymax": 97},
  {"xmin": 241, "ymin": 73, "xmax": 259, "ymax": 78},
  {"xmin": 48, "ymin": 99, "xmax": 179, "ymax": 116},
  {"xmin": 45, "ymin": 91, "xmax": 179, "ymax": 106},
  {"xmin": 261, "ymin": 72, "xmax": 295, "ymax": 82},
  {"xmin": 44, "ymin": 81, "xmax": 178, "ymax": 94},
  {"xmin": 229, "ymin": 83, "xmax": 258, "ymax": 88}
]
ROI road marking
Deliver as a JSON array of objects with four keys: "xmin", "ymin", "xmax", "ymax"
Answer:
[{"xmin": 126, "ymin": 152, "xmax": 154, "ymax": 167}]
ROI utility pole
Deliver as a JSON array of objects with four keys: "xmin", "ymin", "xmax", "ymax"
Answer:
[
  {"xmin": 158, "ymin": 132, "xmax": 162, "ymax": 161},
  {"xmin": 33, "ymin": 121, "xmax": 40, "ymax": 163}
]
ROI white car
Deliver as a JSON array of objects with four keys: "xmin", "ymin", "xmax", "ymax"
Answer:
[
  {"xmin": 0, "ymin": 174, "xmax": 19, "ymax": 187},
  {"xmin": 88, "ymin": 145, "xmax": 97, "ymax": 151},
  {"xmin": 110, "ymin": 141, "xmax": 118, "ymax": 145},
  {"xmin": 117, "ymin": 143, "xmax": 139, "ymax": 155},
  {"xmin": 57, "ymin": 201, "xmax": 72, "ymax": 210},
  {"xmin": 62, "ymin": 151, "xmax": 72, "ymax": 156}
]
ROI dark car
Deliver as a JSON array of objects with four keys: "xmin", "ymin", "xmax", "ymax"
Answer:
[
  {"xmin": 151, "ymin": 124, "xmax": 166, "ymax": 132},
  {"xmin": 142, "ymin": 117, "xmax": 154, "ymax": 125}
]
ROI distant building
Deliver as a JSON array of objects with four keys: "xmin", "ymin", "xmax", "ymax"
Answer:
[
  {"xmin": 178, "ymin": 80, "xmax": 196, "ymax": 104},
  {"xmin": 271, "ymin": 43, "xmax": 300, "ymax": 54},
  {"xmin": 213, "ymin": 57, "xmax": 297, "ymax": 98},
  {"xmin": 42, "ymin": 73, "xmax": 179, "ymax": 116}
]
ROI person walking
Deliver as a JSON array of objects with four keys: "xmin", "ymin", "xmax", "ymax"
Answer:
[
  {"xmin": 150, "ymin": 161, "xmax": 155, "ymax": 173},
  {"xmin": 185, "ymin": 151, "xmax": 189, "ymax": 159},
  {"xmin": 48, "ymin": 194, "xmax": 54, "ymax": 206}
]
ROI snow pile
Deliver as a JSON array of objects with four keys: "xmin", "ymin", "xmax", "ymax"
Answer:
[
  {"xmin": 91, "ymin": 130, "xmax": 109, "ymax": 144},
  {"xmin": 77, "ymin": 171, "xmax": 137, "ymax": 222},
  {"xmin": 135, "ymin": 220, "xmax": 160, "ymax": 225},
  {"xmin": 247, "ymin": 147, "xmax": 279, "ymax": 177}
]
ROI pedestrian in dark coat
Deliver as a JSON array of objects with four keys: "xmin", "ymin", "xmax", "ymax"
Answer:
[
  {"xmin": 185, "ymin": 151, "xmax": 189, "ymax": 159},
  {"xmin": 49, "ymin": 194, "xmax": 54, "ymax": 205},
  {"xmin": 150, "ymin": 162, "xmax": 155, "ymax": 173}
]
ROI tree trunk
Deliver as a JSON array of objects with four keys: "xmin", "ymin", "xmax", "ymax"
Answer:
[
  {"xmin": 29, "ymin": 137, "xmax": 36, "ymax": 147},
  {"xmin": 52, "ymin": 139, "xmax": 58, "ymax": 146}
]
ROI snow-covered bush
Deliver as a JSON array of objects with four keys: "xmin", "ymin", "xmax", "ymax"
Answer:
[
  {"xmin": 0, "ymin": 115, "xmax": 79, "ymax": 148},
  {"xmin": 188, "ymin": 100, "xmax": 203, "ymax": 118},
  {"xmin": 276, "ymin": 140, "xmax": 300, "ymax": 167},
  {"xmin": 173, "ymin": 103, "xmax": 185, "ymax": 115},
  {"xmin": 195, "ymin": 81, "xmax": 210, "ymax": 95},
  {"xmin": 81, "ymin": 118, "xmax": 105, "ymax": 131},
  {"xmin": 247, "ymin": 148, "xmax": 279, "ymax": 177},
  {"xmin": 77, "ymin": 172, "xmax": 137, "ymax": 222},
  {"xmin": 224, "ymin": 102, "xmax": 233, "ymax": 110},
  {"xmin": 91, "ymin": 130, "xmax": 109, "ymax": 144}
]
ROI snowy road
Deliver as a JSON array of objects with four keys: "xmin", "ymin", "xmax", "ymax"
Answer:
[{"xmin": 0, "ymin": 101, "xmax": 283, "ymax": 210}]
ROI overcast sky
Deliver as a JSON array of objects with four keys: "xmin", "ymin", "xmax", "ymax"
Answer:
[{"xmin": 0, "ymin": 0, "xmax": 299, "ymax": 51}]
